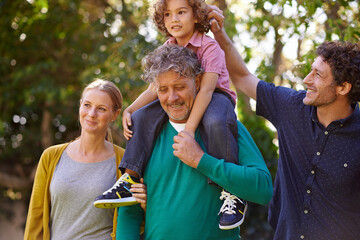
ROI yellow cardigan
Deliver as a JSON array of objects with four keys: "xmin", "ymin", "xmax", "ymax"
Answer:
[{"xmin": 24, "ymin": 142, "xmax": 124, "ymax": 240}]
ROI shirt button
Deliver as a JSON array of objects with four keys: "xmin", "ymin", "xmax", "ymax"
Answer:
[
  {"xmin": 316, "ymin": 152, "xmax": 320, "ymax": 156},
  {"xmin": 307, "ymin": 190, "xmax": 311, "ymax": 194},
  {"xmin": 304, "ymin": 210, "xmax": 308, "ymax": 214},
  {"xmin": 324, "ymin": 131, "xmax": 328, "ymax": 135},
  {"xmin": 300, "ymin": 235, "xmax": 305, "ymax": 239},
  {"xmin": 311, "ymin": 170, "xmax": 315, "ymax": 174},
  {"xmin": 344, "ymin": 163, "xmax": 348, "ymax": 167}
]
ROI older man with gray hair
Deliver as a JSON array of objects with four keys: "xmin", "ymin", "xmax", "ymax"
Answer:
[{"xmin": 115, "ymin": 44, "xmax": 273, "ymax": 240}]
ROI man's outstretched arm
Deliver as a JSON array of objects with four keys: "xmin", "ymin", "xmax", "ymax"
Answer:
[{"xmin": 207, "ymin": 5, "xmax": 260, "ymax": 100}]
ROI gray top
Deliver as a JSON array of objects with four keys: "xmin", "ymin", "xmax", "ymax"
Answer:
[{"xmin": 50, "ymin": 151, "xmax": 116, "ymax": 240}]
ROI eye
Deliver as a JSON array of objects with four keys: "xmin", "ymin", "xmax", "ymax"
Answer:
[
  {"xmin": 158, "ymin": 88, "xmax": 167, "ymax": 93},
  {"xmin": 178, "ymin": 10, "xmax": 185, "ymax": 15},
  {"xmin": 164, "ymin": 12, "xmax": 170, "ymax": 17},
  {"xmin": 84, "ymin": 103, "xmax": 91, "ymax": 107},
  {"xmin": 175, "ymin": 86, "xmax": 185, "ymax": 91},
  {"xmin": 99, "ymin": 107, "xmax": 107, "ymax": 111}
]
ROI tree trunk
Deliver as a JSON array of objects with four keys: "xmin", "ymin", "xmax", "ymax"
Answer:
[
  {"xmin": 41, "ymin": 109, "xmax": 53, "ymax": 149},
  {"xmin": 273, "ymin": 33, "xmax": 284, "ymax": 79}
]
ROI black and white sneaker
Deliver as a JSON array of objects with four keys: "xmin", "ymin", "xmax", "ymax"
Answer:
[
  {"xmin": 93, "ymin": 173, "xmax": 140, "ymax": 208},
  {"xmin": 218, "ymin": 190, "xmax": 248, "ymax": 230}
]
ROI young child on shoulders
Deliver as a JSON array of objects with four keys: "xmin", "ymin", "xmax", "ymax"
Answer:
[{"xmin": 94, "ymin": 0, "xmax": 247, "ymax": 230}]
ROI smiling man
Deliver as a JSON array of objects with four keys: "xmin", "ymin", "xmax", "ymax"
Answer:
[
  {"xmin": 208, "ymin": 6, "xmax": 360, "ymax": 240},
  {"xmin": 156, "ymin": 70, "xmax": 199, "ymax": 123},
  {"xmin": 115, "ymin": 44, "xmax": 273, "ymax": 240}
]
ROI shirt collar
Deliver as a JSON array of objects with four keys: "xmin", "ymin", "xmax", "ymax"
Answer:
[
  {"xmin": 311, "ymin": 102, "xmax": 360, "ymax": 127},
  {"xmin": 168, "ymin": 30, "xmax": 202, "ymax": 48},
  {"xmin": 169, "ymin": 120, "xmax": 186, "ymax": 132}
]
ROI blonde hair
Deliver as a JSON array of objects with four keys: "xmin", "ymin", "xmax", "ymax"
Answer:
[{"xmin": 81, "ymin": 79, "xmax": 123, "ymax": 142}]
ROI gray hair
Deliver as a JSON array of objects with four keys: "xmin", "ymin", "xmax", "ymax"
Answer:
[{"xmin": 142, "ymin": 44, "xmax": 203, "ymax": 83}]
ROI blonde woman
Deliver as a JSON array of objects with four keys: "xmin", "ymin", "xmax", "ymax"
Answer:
[{"xmin": 24, "ymin": 79, "xmax": 146, "ymax": 240}]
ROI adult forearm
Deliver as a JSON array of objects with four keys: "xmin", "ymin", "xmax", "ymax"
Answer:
[
  {"xmin": 213, "ymin": 30, "xmax": 247, "ymax": 75},
  {"xmin": 213, "ymin": 29, "xmax": 259, "ymax": 100},
  {"xmin": 196, "ymin": 121, "xmax": 273, "ymax": 205},
  {"xmin": 197, "ymin": 154, "xmax": 272, "ymax": 205}
]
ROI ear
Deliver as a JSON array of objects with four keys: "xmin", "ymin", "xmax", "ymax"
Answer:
[
  {"xmin": 337, "ymin": 81, "xmax": 352, "ymax": 96},
  {"xmin": 112, "ymin": 109, "xmax": 121, "ymax": 122}
]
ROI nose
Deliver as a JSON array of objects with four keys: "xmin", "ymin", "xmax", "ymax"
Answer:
[
  {"xmin": 168, "ymin": 89, "xmax": 179, "ymax": 103},
  {"xmin": 303, "ymin": 71, "xmax": 312, "ymax": 85},
  {"xmin": 172, "ymin": 14, "xmax": 179, "ymax": 22},
  {"xmin": 88, "ymin": 107, "xmax": 96, "ymax": 117}
]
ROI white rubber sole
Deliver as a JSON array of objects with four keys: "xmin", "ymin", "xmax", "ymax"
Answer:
[
  {"xmin": 219, "ymin": 203, "xmax": 248, "ymax": 230},
  {"xmin": 94, "ymin": 197, "xmax": 138, "ymax": 209}
]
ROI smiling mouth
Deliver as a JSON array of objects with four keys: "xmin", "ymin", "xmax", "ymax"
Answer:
[
  {"xmin": 171, "ymin": 25, "xmax": 182, "ymax": 30},
  {"xmin": 307, "ymin": 89, "xmax": 316, "ymax": 93},
  {"xmin": 169, "ymin": 103, "xmax": 183, "ymax": 109},
  {"xmin": 85, "ymin": 119, "xmax": 97, "ymax": 124}
]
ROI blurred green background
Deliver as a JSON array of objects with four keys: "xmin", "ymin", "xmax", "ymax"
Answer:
[{"xmin": 0, "ymin": 0, "xmax": 359, "ymax": 239}]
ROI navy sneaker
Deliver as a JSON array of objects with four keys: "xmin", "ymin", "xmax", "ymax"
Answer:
[
  {"xmin": 218, "ymin": 190, "xmax": 248, "ymax": 230},
  {"xmin": 93, "ymin": 173, "xmax": 140, "ymax": 208}
]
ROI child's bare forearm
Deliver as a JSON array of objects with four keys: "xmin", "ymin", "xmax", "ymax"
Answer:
[
  {"xmin": 184, "ymin": 72, "xmax": 218, "ymax": 136},
  {"xmin": 184, "ymin": 89, "xmax": 213, "ymax": 134},
  {"xmin": 127, "ymin": 84, "xmax": 157, "ymax": 113}
]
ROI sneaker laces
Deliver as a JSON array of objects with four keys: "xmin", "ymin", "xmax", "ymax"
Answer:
[
  {"xmin": 102, "ymin": 173, "xmax": 130, "ymax": 195},
  {"xmin": 218, "ymin": 190, "xmax": 244, "ymax": 215}
]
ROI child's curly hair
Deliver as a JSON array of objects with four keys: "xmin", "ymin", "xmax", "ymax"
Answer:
[{"xmin": 153, "ymin": 0, "xmax": 210, "ymax": 37}]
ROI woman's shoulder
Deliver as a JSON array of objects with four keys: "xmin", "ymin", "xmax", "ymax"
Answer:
[
  {"xmin": 43, "ymin": 142, "xmax": 69, "ymax": 155},
  {"xmin": 38, "ymin": 142, "xmax": 69, "ymax": 168}
]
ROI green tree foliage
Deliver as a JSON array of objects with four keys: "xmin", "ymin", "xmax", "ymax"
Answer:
[
  {"xmin": 0, "ymin": 0, "xmax": 155, "ymax": 220},
  {"xmin": 0, "ymin": 0, "xmax": 359, "ymax": 238}
]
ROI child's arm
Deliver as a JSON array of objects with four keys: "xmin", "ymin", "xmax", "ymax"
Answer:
[
  {"xmin": 123, "ymin": 83, "xmax": 157, "ymax": 140},
  {"xmin": 184, "ymin": 72, "xmax": 218, "ymax": 138}
]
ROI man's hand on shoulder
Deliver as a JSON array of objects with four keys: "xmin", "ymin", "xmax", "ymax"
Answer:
[{"xmin": 173, "ymin": 131, "xmax": 204, "ymax": 168}]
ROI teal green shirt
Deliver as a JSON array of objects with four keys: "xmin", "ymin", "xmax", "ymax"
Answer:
[{"xmin": 117, "ymin": 121, "xmax": 273, "ymax": 240}]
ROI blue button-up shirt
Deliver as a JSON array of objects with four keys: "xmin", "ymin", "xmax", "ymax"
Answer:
[{"xmin": 256, "ymin": 81, "xmax": 360, "ymax": 240}]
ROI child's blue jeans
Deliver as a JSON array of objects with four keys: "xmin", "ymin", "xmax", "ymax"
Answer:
[{"xmin": 119, "ymin": 90, "xmax": 239, "ymax": 184}]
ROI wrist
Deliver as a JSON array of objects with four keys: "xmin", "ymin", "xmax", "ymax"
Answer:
[
  {"xmin": 213, "ymin": 28, "xmax": 225, "ymax": 38},
  {"xmin": 183, "ymin": 128, "xmax": 195, "ymax": 138},
  {"xmin": 194, "ymin": 150, "xmax": 205, "ymax": 169},
  {"xmin": 124, "ymin": 107, "xmax": 133, "ymax": 114}
]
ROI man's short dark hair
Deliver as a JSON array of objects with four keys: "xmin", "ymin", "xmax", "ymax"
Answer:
[{"xmin": 317, "ymin": 41, "xmax": 360, "ymax": 104}]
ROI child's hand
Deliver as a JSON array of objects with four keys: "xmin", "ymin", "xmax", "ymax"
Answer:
[{"xmin": 122, "ymin": 109, "xmax": 133, "ymax": 140}]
